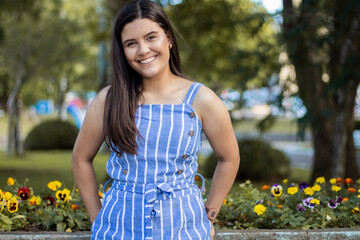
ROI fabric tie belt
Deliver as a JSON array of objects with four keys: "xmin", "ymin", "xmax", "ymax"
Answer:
[{"xmin": 102, "ymin": 173, "xmax": 205, "ymax": 218}]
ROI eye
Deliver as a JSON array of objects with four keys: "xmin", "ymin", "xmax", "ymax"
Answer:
[
  {"xmin": 125, "ymin": 41, "xmax": 136, "ymax": 47},
  {"xmin": 147, "ymin": 35, "xmax": 156, "ymax": 41}
]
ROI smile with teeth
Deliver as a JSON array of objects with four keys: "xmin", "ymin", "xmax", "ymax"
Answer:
[{"xmin": 139, "ymin": 56, "xmax": 157, "ymax": 64}]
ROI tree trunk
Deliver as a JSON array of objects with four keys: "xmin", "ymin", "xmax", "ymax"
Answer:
[
  {"xmin": 310, "ymin": 116, "xmax": 335, "ymax": 181},
  {"xmin": 282, "ymin": 0, "xmax": 360, "ymax": 181},
  {"xmin": 344, "ymin": 82, "xmax": 358, "ymax": 178},
  {"xmin": 6, "ymin": 65, "xmax": 24, "ymax": 156},
  {"xmin": 330, "ymin": 6, "xmax": 360, "ymax": 179}
]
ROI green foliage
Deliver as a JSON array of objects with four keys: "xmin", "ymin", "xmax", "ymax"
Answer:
[
  {"xmin": 0, "ymin": 178, "xmax": 91, "ymax": 231},
  {"xmin": 203, "ymin": 138, "xmax": 290, "ymax": 181},
  {"xmin": 166, "ymin": 0, "xmax": 280, "ymax": 91},
  {"xmin": 214, "ymin": 179, "xmax": 360, "ymax": 229},
  {"xmin": 24, "ymin": 120, "xmax": 79, "ymax": 150},
  {"xmin": 0, "ymin": 0, "xmax": 99, "ymax": 107}
]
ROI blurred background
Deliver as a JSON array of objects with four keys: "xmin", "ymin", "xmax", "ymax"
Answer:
[{"xmin": 1, "ymin": 0, "xmax": 359, "ymax": 192}]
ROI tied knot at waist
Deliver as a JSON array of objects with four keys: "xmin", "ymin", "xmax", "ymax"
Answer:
[
  {"xmin": 102, "ymin": 174, "xmax": 206, "ymax": 218},
  {"xmin": 104, "ymin": 173, "xmax": 206, "ymax": 204}
]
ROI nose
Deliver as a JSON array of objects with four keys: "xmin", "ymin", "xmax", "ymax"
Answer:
[{"xmin": 138, "ymin": 42, "xmax": 150, "ymax": 56}]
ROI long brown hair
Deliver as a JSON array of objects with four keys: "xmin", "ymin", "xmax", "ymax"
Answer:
[{"xmin": 105, "ymin": 0, "xmax": 186, "ymax": 156}]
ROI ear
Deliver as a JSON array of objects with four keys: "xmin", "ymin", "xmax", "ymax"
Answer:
[{"xmin": 166, "ymin": 31, "xmax": 172, "ymax": 46}]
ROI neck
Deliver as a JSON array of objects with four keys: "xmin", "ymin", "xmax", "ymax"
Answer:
[{"xmin": 142, "ymin": 71, "xmax": 177, "ymax": 93}]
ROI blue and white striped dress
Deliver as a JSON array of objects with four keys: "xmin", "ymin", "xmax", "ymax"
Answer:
[{"xmin": 91, "ymin": 82, "xmax": 212, "ymax": 240}]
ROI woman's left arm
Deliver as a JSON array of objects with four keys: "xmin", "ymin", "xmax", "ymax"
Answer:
[{"xmin": 193, "ymin": 86, "xmax": 240, "ymax": 221}]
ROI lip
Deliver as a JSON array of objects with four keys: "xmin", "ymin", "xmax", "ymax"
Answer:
[{"xmin": 138, "ymin": 55, "xmax": 157, "ymax": 65}]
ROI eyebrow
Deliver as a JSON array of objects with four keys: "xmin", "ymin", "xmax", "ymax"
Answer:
[{"xmin": 123, "ymin": 31, "xmax": 158, "ymax": 45}]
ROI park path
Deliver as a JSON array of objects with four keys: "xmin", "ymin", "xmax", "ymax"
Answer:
[{"xmin": 200, "ymin": 132, "xmax": 360, "ymax": 171}]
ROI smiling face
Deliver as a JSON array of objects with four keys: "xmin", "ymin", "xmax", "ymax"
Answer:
[{"xmin": 121, "ymin": 18, "xmax": 172, "ymax": 80}]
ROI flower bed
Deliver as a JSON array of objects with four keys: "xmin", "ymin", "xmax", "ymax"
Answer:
[
  {"xmin": 216, "ymin": 177, "xmax": 360, "ymax": 229},
  {"xmin": 1, "ymin": 177, "xmax": 360, "ymax": 231},
  {"xmin": 0, "ymin": 178, "xmax": 91, "ymax": 231}
]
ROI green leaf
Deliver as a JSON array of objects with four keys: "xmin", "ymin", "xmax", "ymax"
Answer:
[{"xmin": 56, "ymin": 222, "xmax": 67, "ymax": 232}]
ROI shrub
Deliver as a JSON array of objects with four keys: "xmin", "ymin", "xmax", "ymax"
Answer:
[
  {"xmin": 202, "ymin": 138, "xmax": 291, "ymax": 181},
  {"xmin": 24, "ymin": 120, "xmax": 79, "ymax": 150}
]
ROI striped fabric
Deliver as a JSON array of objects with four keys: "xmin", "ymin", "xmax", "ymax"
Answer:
[{"xmin": 91, "ymin": 82, "xmax": 212, "ymax": 239}]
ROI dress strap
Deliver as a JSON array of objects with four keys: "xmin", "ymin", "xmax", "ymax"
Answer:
[{"xmin": 183, "ymin": 82, "xmax": 203, "ymax": 104}]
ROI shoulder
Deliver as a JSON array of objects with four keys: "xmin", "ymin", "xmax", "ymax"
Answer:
[
  {"xmin": 88, "ymin": 85, "xmax": 110, "ymax": 110},
  {"xmin": 193, "ymin": 84, "xmax": 223, "ymax": 108},
  {"xmin": 192, "ymin": 84, "xmax": 228, "ymax": 121}
]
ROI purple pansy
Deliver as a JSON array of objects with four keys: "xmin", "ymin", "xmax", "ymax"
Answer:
[
  {"xmin": 302, "ymin": 197, "xmax": 315, "ymax": 208},
  {"xmin": 299, "ymin": 182, "xmax": 309, "ymax": 191},
  {"xmin": 297, "ymin": 204, "xmax": 306, "ymax": 212},
  {"xmin": 328, "ymin": 199, "xmax": 338, "ymax": 208},
  {"xmin": 336, "ymin": 195, "xmax": 343, "ymax": 204}
]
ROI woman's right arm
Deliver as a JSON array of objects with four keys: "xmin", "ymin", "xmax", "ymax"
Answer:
[{"xmin": 72, "ymin": 87, "xmax": 109, "ymax": 223}]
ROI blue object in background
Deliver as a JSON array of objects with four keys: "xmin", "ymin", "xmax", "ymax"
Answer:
[
  {"xmin": 67, "ymin": 104, "xmax": 86, "ymax": 129},
  {"xmin": 35, "ymin": 100, "xmax": 54, "ymax": 115}
]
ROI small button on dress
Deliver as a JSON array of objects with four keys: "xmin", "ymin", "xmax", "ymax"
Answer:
[{"xmin": 91, "ymin": 82, "xmax": 211, "ymax": 240}]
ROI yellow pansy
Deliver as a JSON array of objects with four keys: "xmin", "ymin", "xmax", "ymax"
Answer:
[
  {"xmin": 271, "ymin": 184, "xmax": 283, "ymax": 197},
  {"xmin": 47, "ymin": 180, "xmax": 62, "ymax": 191},
  {"xmin": 287, "ymin": 186, "xmax": 298, "ymax": 195},
  {"xmin": 29, "ymin": 196, "xmax": 41, "ymax": 206},
  {"xmin": 329, "ymin": 178, "xmax": 337, "ymax": 185},
  {"xmin": 331, "ymin": 185, "xmax": 341, "ymax": 192},
  {"xmin": 7, "ymin": 197, "xmax": 19, "ymax": 213},
  {"xmin": 283, "ymin": 179, "xmax": 288, "ymax": 184},
  {"xmin": 312, "ymin": 184, "xmax": 321, "ymax": 192},
  {"xmin": 352, "ymin": 207, "xmax": 360, "ymax": 214},
  {"xmin": 0, "ymin": 191, "xmax": 4, "ymax": 212},
  {"xmin": 4, "ymin": 192, "xmax": 12, "ymax": 201},
  {"xmin": 304, "ymin": 187, "xmax": 314, "ymax": 195},
  {"xmin": 7, "ymin": 177, "xmax": 14, "ymax": 186},
  {"xmin": 310, "ymin": 199, "xmax": 320, "ymax": 205},
  {"xmin": 315, "ymin": 177, "xmax": 325, "ymax": 184},
  {"xmin": 254, "ymin": 204, "xmax": 266, "ymax": 215},
  {"xmin": 56, "ymin": 188, "xmax": 71, "ymax": 202}
]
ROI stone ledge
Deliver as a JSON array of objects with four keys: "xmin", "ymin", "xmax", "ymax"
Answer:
[
  {"xmin": 215, "ymin": 229, "xmax": 360, "ymax": 240},
  {"xmin": 0, "ymin": 229, "xmax": 359, "ymax": 240}
]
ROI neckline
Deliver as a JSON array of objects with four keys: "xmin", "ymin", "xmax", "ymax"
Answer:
[
  {"xmin": 137, "ymin": 82, "xmax": 199, "ymax": 106},
  {"xmin": 137, "ymin": 103, "xmax": 186, "ymax": 107}
]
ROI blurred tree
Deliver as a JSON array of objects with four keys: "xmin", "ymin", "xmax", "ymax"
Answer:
[
  {"xmin": 282, "ymin": 0, "xmax": 360, "ymax": 180},
  {"xmin": 0, "ymin": 0, "xmax": 98, "ymax": 156},
  {"xmin": 166, "ymin": 0, "xmax": 280, "ymax": 92}
]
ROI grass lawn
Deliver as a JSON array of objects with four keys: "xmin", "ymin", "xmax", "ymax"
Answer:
[
  {"xmin": 0, "ymin": 150, "xmax": 110, "ymax": 193},
  {"xmin": 0, "ymin": 150, "xmax": 311, "ymax": 195},
  {"xmin": 0, "ymin": 113, "xmax": 311, "ymax": 194},
  {"xmin": 232, "ymin": 117, "xmax": 299, "ymax": 134}
]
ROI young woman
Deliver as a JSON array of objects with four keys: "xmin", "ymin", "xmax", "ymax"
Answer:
[{"xmin": 72, "ymin": 0, "xmax": 239, "ymax": 239}]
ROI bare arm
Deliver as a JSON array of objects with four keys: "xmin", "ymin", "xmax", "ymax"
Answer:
[
  {"xmin": 72, "ymin": 87, "xmax": 109, "ymax": 223},
  {"xmin": 193, "ymin": 86, "xmax": 240, "ymax": 221}
]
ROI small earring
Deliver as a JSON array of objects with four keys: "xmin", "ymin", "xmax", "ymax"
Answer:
[{"xmin": 169, "ymin": 44, "xmax": 172, "ymax": 49}]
